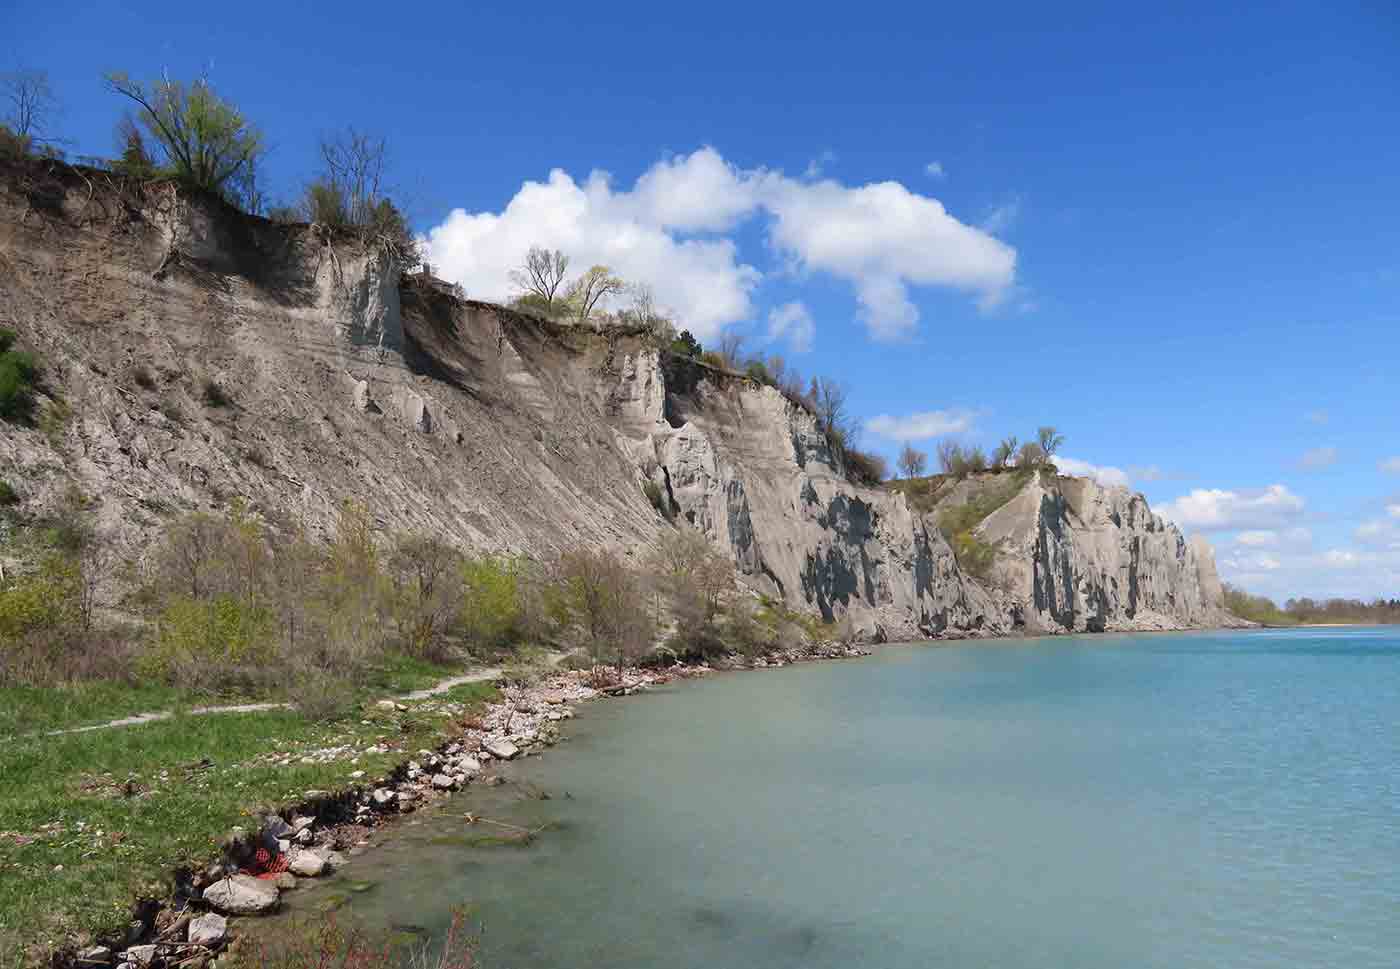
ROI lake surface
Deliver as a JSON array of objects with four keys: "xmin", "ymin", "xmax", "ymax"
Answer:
[{"xmin": 322, "ymin": 627, "xmax": 1400, "ymax": 968}]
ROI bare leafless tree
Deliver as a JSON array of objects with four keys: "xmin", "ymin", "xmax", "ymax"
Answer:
[
  {"xmin": 810, "ymin": 376, "xmax": 853, "ymax": 449},
  {"xmin": 510, "ymin": 247, "xmax": 570, "ymax": 310},
  {"xmin": 2, "ymin": 69, "xmax": 60, "ymax": 144},
  {"xmin": 897, "ymin": 443, "xmax": 927, "ymax": 480},
  {"xmin": 306, "ymin": 127, "xmax": 387, "ymax": 225}
]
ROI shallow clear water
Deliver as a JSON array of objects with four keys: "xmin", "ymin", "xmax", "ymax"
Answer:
[{"xmin": 320, "ymin": 628, "xmax": 1400, "ymax": 968}]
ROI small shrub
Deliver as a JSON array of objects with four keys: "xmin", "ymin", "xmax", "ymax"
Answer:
[
  {"xmin": 132, "ymin": 365, "xmax": 156, "ymax": 389},
  {"xmin": 843, "ymin": 447, "xmax": 889, "ymax": 485},
  {"xmin": 642, "ymin": 481, "xmax": 671, "ymax": 519},
  {"xmin": 0, "ymin": 328, "xmax": 39, "ymax": 422},
  {"xmin": 947, "ymin": 530, "xmax": 999, "ymax": 580},
  {"xmin": 147, "ymin": 594, "xmax": 278, "ymax": 674},
  {"xmin": 161, "ymin": 401, "xmax": 184, "ymax": 423},
  {"xmin": 700, "ymin": 350, "xmax": 727, "ymax": 369},
  {"xmin": 202, "ymin": 380, "xmax": 231, "ymax": 407},
  {"xmin": 0, "ymin": 479, "xmax": 17, "ymax": 506},
  {"xmin": 0, "ymin": 124, "xmax": 33, "ymax": 160}
]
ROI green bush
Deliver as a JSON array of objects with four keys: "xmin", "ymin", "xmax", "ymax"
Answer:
[
  {"xmin": 642, "ymin": 481, "xmax": 671, "ymax": 518},
  {"xmin": 0, "ymin": 553, "xmax": 81, "ymax": 643},
  {"xmin": 202, "ymin": 380, "xmax": 231, "ymax": 407},
  {"xmin": 669, "ymin": 330, "xmax": 702, "ymax": 358},
  {"xmin": 147, "ymin": 594, "xmax": 277, "ymax": 674},
  {"xmin": 0, "ymin": 479, "xmax": 17, "ymax": 506},
  {"xmin": 0, "ymin": 329, "xmax": 39, "ymax": 422}
]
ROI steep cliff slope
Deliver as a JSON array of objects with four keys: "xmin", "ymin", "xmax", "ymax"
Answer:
[{"xmin": 0, "ymin": 160, "xmax": 1233, "ymax": 639}]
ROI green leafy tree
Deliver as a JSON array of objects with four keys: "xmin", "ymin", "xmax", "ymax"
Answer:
[
  {"xmin": 105, "ymin": 72, "xmax": 264, "ymax": 203},
  {"xmin": 564, "ymin": 265, "xmax": 625, "ymax": 325},
  {"xmin": 670, "ymin": 330, "xmax": 702, "ymax": 358}
]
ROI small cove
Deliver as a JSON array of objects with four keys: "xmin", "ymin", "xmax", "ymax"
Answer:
[{"xmin": 295, "ymin": 628, "xmax": 1400, "ymax": 968}]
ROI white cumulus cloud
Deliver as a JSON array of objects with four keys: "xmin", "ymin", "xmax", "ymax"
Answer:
[
  {"xmin": 765, "ymin": 302, "xmax": 815, "ymax": 353},
  {"xmin": 1054, "ymin": 457, "xmax": 1131, "ymax": 488},
  {"xmin": 1156, "ymin": 484, "xmax": 1306, "ymax": 532},
  {"xmin": 866, "ymin": 409, "xmax": 977, "ymax": 442},
  {"xmin": 421, "ymin": 147, "xmax": 1015, "ymax": 343}
]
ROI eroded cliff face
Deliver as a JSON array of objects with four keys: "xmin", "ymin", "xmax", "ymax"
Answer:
[
  {"xmin": 978, "ymin": 475, "xmax": 1238, "ymax": 633},
  {"xmin": 0, "ymin": 161, "xmax": 1231, "ymax": 639}
]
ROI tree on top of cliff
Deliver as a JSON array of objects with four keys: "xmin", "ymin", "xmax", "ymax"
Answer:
[
  {"xmin": 564, "ymin": 265, "xmax": 626, "ymax": 326},
  {"xmin": 2, "ymin": 69, "xmax": 62, "ymax": 150},
  {"xmin": 898, "ymin": 443, "xmax": 927, "ymax": 480},
  {"xmin": 510, "ymin": 247, "xmax": 571, "ymax": 313},
  {"xmin": 105, "ymin": 72, "xmax": 264, "ymax": 204}
]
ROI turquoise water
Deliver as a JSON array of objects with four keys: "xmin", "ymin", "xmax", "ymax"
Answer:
[{"xmin": 325, "ymin": 628, "xmax": 1400, "ymax": 968}]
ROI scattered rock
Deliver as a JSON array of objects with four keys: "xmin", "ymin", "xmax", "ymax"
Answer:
[
  {"xmin": 125, "ymin": 946, "xmax": 156, "ymax": 967},
  {"xmin": 187, "ymin": 914, "xmax": 227, "ymax": 947},
  {"xmin": 273, "ymin": 872, "xmax": 298, "ymax": 890},
  {"xmin": 484, "ymin": 739, "xmax": 519, "ymax": 761},
  {"xmin": 431, "ymin": 774, "xmax": 457, "ymax": 791},
  {"xmin": 78, "ymin": 946, "xmax": 113, "ymax": 965},
  {"xmin": 287, "ymin": 849, "xmax": 326, "ymax": 878},
  {"xmin": 371, "ymin": 788, "xmax": 396, "ymax": 807},
  {"xmin": 202, "ymin": 875, "xmax": 280, "ymax": 915}
]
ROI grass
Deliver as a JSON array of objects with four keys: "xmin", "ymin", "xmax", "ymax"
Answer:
[
  {"xmin": 934, "ymin": 469, "xmax": 1033, "ymax": 580},
  {"xmin": 0, "ymin": 680, "xmax": 497, "ymax": 964},
  {"xmin": 0, "ymin": 652, "xmax": 460, "ymax": 738}
]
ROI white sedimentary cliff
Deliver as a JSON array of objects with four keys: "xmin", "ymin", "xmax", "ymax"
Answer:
[{"xmin": 0, "ymin": 161, "xmax": 1234, "ymax": 639}]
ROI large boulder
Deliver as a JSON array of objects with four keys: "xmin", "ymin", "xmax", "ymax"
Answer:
[{"xmin": 202, "ymin": 875, "xmax": 279, "ymax": 915}]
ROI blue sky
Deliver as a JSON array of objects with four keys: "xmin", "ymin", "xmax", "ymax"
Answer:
[{"xmin": 7, "ymin": 0, "xmax": 1399, "ymax": 600}]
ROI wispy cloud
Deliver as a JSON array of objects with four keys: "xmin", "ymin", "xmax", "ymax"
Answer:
[
  {"xmin": 1305, "ymin": 409, "xmax": 1329, "ymax": 425},
  {"xmin": 1297, "ymin": 446, "xmax": 1338, "ymax": 470},
  {"xmin": 765, "ymin": 301, "xmax": 815, "ymax": 353},
  {"xmin": 924, "ymin": 160, "xmax": 945, "ymax": 178},
  {"xmin": 981, "ymin": 197, "xmax": 1021, "ymax": 235},
  {"xmin": 1381, "ymin": 457, "xmax": 1400, "ymax": 474},
  {"xmin": 865, "ymin": 409, "xmax": 976, "ymax": 441}
]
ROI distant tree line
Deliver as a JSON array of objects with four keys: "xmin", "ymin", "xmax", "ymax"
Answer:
[{"xmin": 1223, "ymin": 586, "xmax": 1400, "ymax": 626}]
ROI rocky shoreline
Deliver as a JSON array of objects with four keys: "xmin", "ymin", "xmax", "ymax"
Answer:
[{"xmin": 52, "ymin": 641, "xmax": 870, "ymax": 969}]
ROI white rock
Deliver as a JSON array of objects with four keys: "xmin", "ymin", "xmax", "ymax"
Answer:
[
  {"xmin": 78, "ymin": 946, "xmax": 112, "ymax": 965},
  {"xmin": 456, "ymin": 756, "xmax": 482, "ymax": 774},
  {"xmin": 371, "ymin": 788, "xmax": 395, "ymax": 806},
  {"xmin": 431, "ymin": 773, "xmax": 457, "ymax": 790},
  {"xmin": 202, "ymin": 875, "xmax": 280, "ymax": 915},
  {"xmin": 188, "ymin": 913, "xmax": 227, "ymax": 946},
  {"xmin": 287, "ymin": 849, "xmax": 326, "ymax": 878},
  {"xmin": 125, "ymin": 946, "xmax": 156, "ymax": 967},
  {"xmin": 375, "ymin": 699, "xmax": 397, "ymax": 710},
  {"xmin": 484, "ymin": 739, "xmax": 519, "ymax": 760}
]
